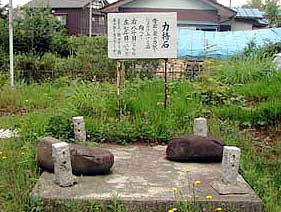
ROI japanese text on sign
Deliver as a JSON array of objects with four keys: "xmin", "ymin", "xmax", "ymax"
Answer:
[{"xmin": 108, "ymin": 13, "xmax": 177, "ymax": 59}]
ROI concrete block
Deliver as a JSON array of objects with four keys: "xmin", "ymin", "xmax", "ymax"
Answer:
[
  {"xmin": 193, "ymin": 117, "xmax": 208, "ymax": 137},
  {"xmin": 52, "ymin": 142, "xmax": 76, "ymax": 187},
  {"xmin": 73, "ymin": 116, "xmax": 86, "ymax": 142}
]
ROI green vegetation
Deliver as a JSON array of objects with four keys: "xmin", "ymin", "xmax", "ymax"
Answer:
[
  {"xmin": 1, "ymin": 53, "xmax": 281, "ymax": 211},
  {"xmin": 0, "ymin": 6, "xmax": 280, "ymax": 212}
]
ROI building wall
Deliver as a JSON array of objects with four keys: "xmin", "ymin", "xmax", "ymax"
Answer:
[
  {"xmin": 119, "ymin": 8, "xmax": 218, "ymax": 22},
  {"xmin": 231, "ymin": 20, "xmax": 253, "ymax": 31},
  {"xmin": 122, "ymin": 0, "xmax": 216, "ymax": 10},
  {"xmin": 53, "ymin": 8, "xmax": 107, "ymax": 36},
  {"xmin": 53, "ymin": 8, "xmax": 82, "ymax": 35}
]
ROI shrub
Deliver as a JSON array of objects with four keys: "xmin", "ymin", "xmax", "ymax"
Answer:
[{"xmin": 211, "ymin": 56, "xmax": 277, "ymax": 84}]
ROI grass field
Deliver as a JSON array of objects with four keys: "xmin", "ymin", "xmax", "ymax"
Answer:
[{"xmin": 0, "ymin": 58, "xmax": 281, "ymax": 211}]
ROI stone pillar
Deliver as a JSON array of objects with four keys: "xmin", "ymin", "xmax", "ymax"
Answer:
[
  {"xmin": 222, "ymin": 146, "xmax": 241, "ymax": 185},
  {"xmin": 193, "ymin": 117, "xmax": 208, "ymax": 137},
  {"xmin": 73, "ymin": 116, "xmax": 86, "ymax": 142},
  {"xmin": 52, "ymin": 142, "xmax": 76, "ymax": 187}
]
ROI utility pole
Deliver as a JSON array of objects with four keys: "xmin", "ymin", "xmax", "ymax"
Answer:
[
  {"xmin": 229, "ymin": 0, "xmax": 232, "ymax": 8},
  {"xmin": 89, "ymin": 0, "xmax": 93, "ymax": 37},
  {"xmin": 9, "ymin": 0, "xmax": 14, "ymax": 87}
]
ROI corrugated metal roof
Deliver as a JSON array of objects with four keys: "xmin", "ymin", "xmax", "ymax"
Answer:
[
  {"xmin": 25, "ymin": 0, "xmax": 91, "ymax": 8},
  {"xmin": 178, "ymin": 20, "xmax": 218, "ymax": 26},
  {"xmin": 235, "ymin": 8, "xmax": 264, "ymax": 19}
]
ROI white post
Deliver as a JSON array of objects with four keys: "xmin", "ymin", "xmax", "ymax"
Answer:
[
  {"xmin": 193, "ymin": 117, "xmax": 208, "ymax": 137},
  {"xmin": 52, "ymin": 142, "xmax": 76, "ymax": 187},
  {"xmin": 9, "ymin": 0, "xmax": 14, "ymax": 88},
  {"xmin": 89, "ymin": 0, "xmax": 93, "ymax": 37},
  {"xmin": 73, "ymin": 116, "xmax": 87, "ymax": 142},
  {"xmin": 222, "ymin": 146, "xmax": 241, "ymax": 185}
]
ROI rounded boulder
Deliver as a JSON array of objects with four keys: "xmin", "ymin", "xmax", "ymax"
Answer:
[{"xmin": 166, "ymin": 135, "xmax": 224, "ymax": 162}]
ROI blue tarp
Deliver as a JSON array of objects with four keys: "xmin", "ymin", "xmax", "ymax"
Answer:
[{"xmin": 177, "ymin": 28, "xmax": 281, "ymax": 59}]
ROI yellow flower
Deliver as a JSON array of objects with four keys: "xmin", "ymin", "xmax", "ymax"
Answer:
[
  {"xmin": 194, "ymin": 180, "xmax": 201, "ymax": 185},
  {"xmin": 167, "ymin": 210, "xmax": 173, "ymax": 212},
  {"xmin": 171, "ymin": 208, "xmax": 177, "ymax": 211},
  {"xmin": 21, "ymin": 152, "xmax": 25, "ymax": 155},
  {"xmin": 172, "ymin": 187, "xmax": 178, "ymax": 193},
  {"xmin": 216, "ymin": 207, "xmax": 223, "ymax": 211},
  {"xmin": 186, "ymin": 168, "xmax": 191, "ymax": 173},
  {"xmin": 2, "ymin": 156, "xmax": 7, "ymax": 159},
  {"xmin": 0, "ymin": 152, "xmax": 2, "ymax": 155},
  {"xmin": 206, "ymin": 195, "xmax": 213, "ymax": 200}
]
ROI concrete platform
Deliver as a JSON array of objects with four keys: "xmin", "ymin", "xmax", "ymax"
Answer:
[{"xmin": 32, "ymin": 144, "xmax": 263, "ymax": 212}]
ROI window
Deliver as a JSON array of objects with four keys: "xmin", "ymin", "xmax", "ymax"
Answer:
[
  {"xmin": 55, "ymin": 15, "xmax": 67, "ymax": 26},
  {"xmin": 99, "ymin": 16, "xmax": 105, "ymax": 25}
]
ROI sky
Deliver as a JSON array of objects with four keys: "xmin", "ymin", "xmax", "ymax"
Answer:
[{"xmin": 1, "ymin": 0, "xmax": 246, "ymax": 8}]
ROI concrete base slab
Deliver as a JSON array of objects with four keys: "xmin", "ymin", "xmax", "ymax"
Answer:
[
  {"xmin": 32, "ymin": 144, "xmax": 263, "ymax": 212},
  {"xmin": 210, "ymin": 181, "xmax": 249, "ymax": 195}
]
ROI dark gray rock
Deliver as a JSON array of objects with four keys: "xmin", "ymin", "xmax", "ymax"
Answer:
[
  {"xmin": 37, "ymin": 137, "xmax": 114, "ymax": 175},
  {"xmin": 166, "ymin": 135, "xmax": 224, "ymax": 162}
]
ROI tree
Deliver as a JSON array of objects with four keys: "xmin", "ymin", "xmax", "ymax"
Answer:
[
  {"xmin": 14, "ymin": 7, "xmax": 69, "ymax": 56},
  {"xmin": 265, "ymin": 0, "xmax": 280, "ymax": 27},
  {"xmin": 242, "ymin": 0, "xmax": 264, "ymax": 9}
]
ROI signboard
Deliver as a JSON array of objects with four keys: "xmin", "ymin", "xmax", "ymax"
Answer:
[{"xmin": 108, "ymin": 13, "xmax": 177, "ymax": 59}]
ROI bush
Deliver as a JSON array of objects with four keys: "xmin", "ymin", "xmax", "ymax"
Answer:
[
  {"xmin": 211, "ymin": 56, "xmax": 277, "ymax": 84},
  {"xmin": 69, "ymin": 36, "xmax": 116, "ymax": 80},
  {"xmin": 243, "ymin": 41, "xmax": 281, "ymax": 59}
]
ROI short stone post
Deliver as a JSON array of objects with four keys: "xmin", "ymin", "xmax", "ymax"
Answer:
[
  {"xmin": 73, "ymin": 116, "xmax": 86, "ymax": 142},
  {"xmin": 193, "ymin": 117, "xmax": 208, "ymax": 137},
  {"xmin": 222, "ymin": 146, "xmax": 241, "ymax": 185},
  {"xmin": 52, "ymin": 142, "xmax": 76, "ymax": 187},
  {"xmin": 211, "ymin": 146, "xmax": 247, "ymax": 194}
]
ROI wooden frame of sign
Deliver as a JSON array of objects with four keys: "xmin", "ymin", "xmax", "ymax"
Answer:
[{"xmin": 108, "ymin": 12, "xmax": 177, "ymax": 110}]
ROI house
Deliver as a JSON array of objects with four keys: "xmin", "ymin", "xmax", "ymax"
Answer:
[
  {"xmin": 232, "ymin": 8, "xmax": 268, "ymax": 31},
  {"xmin": 101, "ymin": 0, "xmax": 237, "ymax": 31},
  {"xmin": 25, "ymin": 0, "xmax": 109, "ymax": 36}
]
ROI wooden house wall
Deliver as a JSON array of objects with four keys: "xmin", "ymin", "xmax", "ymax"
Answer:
[
  {"xmin": 119, "ymin": 8, "xmax": 219, "ymax": 23},
  {"xmin": 54, "ymin": 8, "xmax": 107, "ymax": 36}
]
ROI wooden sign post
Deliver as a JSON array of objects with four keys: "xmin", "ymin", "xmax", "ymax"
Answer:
[{"xmin": 108, "ymin": 13, "xmax": 177, "ymax": 109}]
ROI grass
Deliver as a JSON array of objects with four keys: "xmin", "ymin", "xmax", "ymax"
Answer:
[{"xmin": 0, "ymin": 57, "xmax": 281, "ymax": 211}]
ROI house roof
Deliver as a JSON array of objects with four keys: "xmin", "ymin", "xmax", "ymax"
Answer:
[
  {"xmin": 25, "ymin": 0, "xmax": 109, "ymax": 9},
  {"xmin": 101, "ymin": 0, "xmax": 236, "ymax": 18},
  {"xmin": 235, "ymin": 8, "xmax": 264, "ymax": 19}
]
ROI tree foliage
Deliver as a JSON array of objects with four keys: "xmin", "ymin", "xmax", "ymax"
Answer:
[
  {"xmin": 242, "ymin": 0, "xmax": 264, "ymax": 9},
  {"xmin": 265, "ymin": 0, "xmax": 280, "ymax": 27},
  {"xmin": 13, "ymin": 7, "xmax": 69, "ymax": 56}
]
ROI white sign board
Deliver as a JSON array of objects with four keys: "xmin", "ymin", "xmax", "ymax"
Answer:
[{"xmin": 108, "ymin": 13, "xmax": 177, "ymax": 59}]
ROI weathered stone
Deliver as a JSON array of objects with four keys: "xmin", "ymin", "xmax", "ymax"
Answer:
[
  {"xmin": 222, "ymin": 146, "xmax": 241, "ymax": 184},
  {"xmin": 273, "ymin": 53, "xmax": 281, "ymax": 71},
  {"xmin": 166, "ymin": 135, "xmax": 224, "ymax": 162},
  {"xmin": 193, "ymin": 117, "xmax": 208, "ymax": 137},
  {"xmin": 73, "ymin": 116, "xmax": 86, "ymax": 142},
  {"xmin": 37, "ymin": 137, "xmax": 114, "ymax": 175},
  {"xmin": 52, "ymin": 142, "xmax": 76, "ymax": 187},
  {"xmin": 211, "ymin": 146, "xmax": 248, "ymax": 194}
]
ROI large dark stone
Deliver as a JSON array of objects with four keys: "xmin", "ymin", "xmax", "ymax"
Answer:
[
  {"xmin": 37, "ymin": 137, "xmax": 114, "ymax": 175},
  {"xmin": 166, "ymin": 135, "xmax": 224, "ymax": 162}
]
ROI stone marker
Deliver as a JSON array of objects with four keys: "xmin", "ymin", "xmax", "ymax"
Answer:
[
  {"xmin": 73, "ymin": 116, "xmax": 86, "ymax": 142},
  {"xmin": 166, "ymin": 135, "xmax": 224, "ymax": 162},
  {"xmin": 52, "ymin": 142, "xmax": 76, "ymax": 187},
  {"xmin": 273, "ymin": 53, "xmax": 281, "ymax": 71},
  {"xmin": 211, "ymin": 146, "xmax": 248, "ymax": 194},
  {"xmin": 38, "ymin": 137, "xmax": 114, "ymax": 175},
  {"xmin": 222, "ymin": 146, "xmax": 241, "ymax": 184},
  {"xmin": 193, "ymin": 117, "xmax": 208, "ymax": 137}
]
